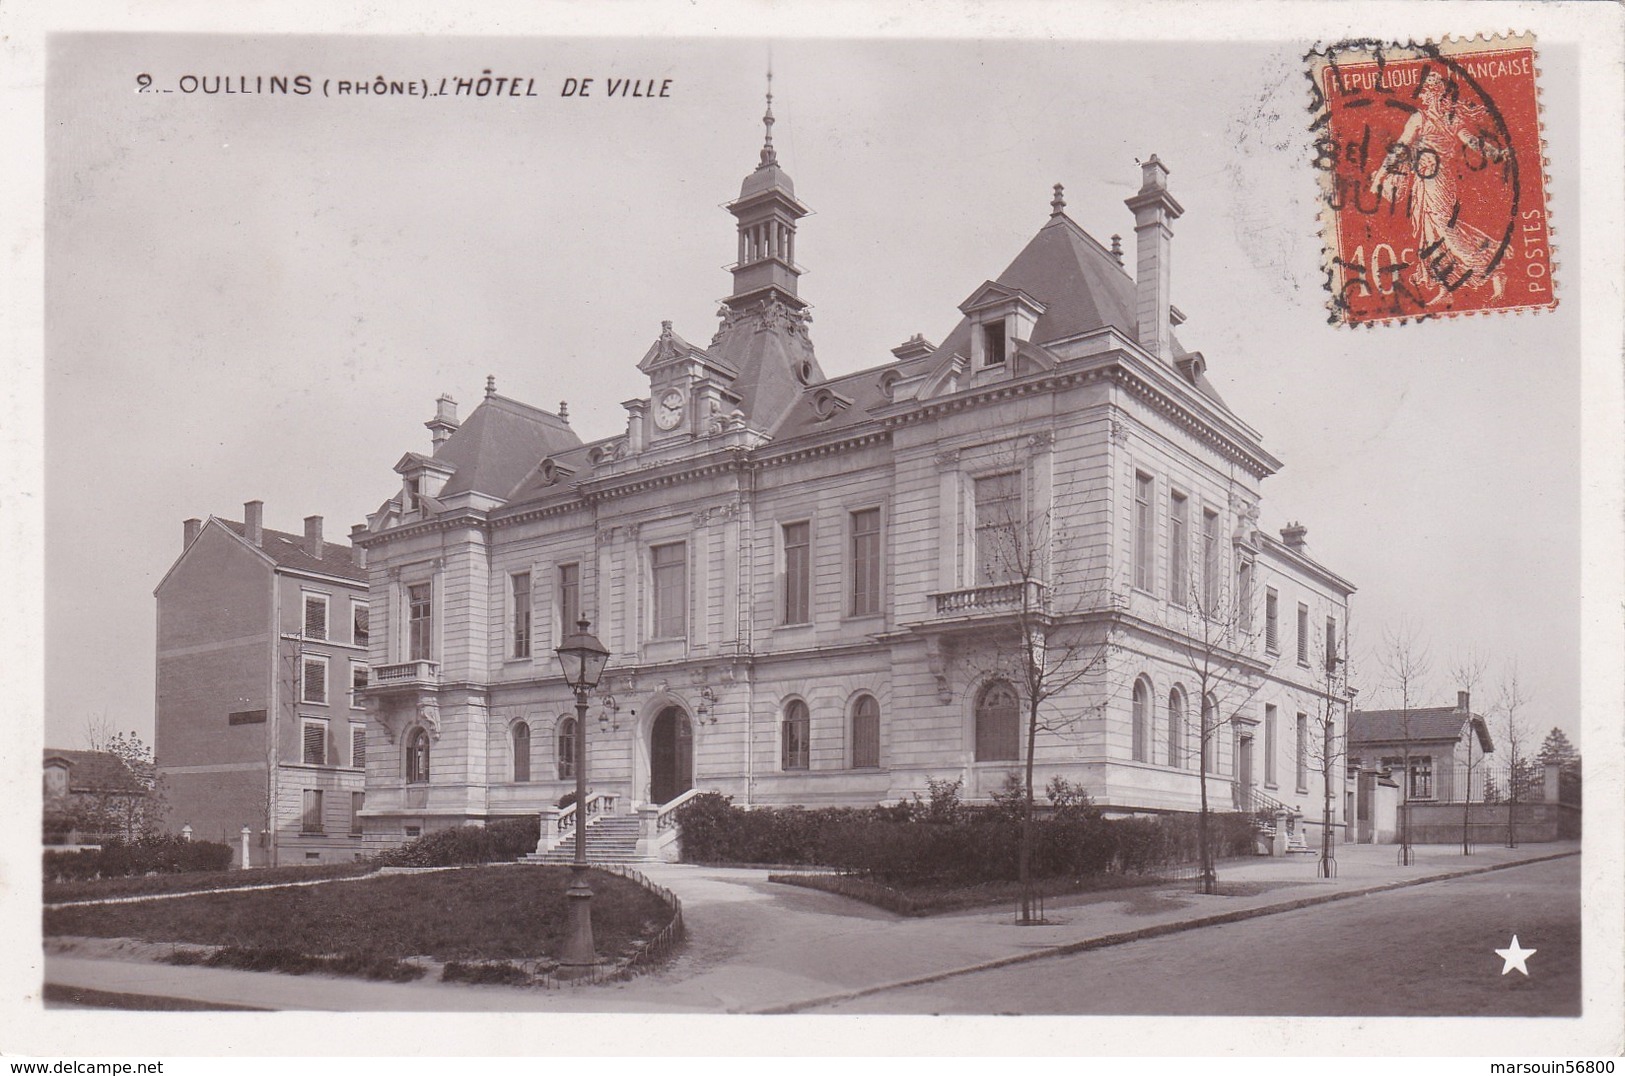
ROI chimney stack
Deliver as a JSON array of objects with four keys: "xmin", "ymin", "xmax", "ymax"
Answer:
[
  {"xmin": 1123, "ymin": 154, "xmax": 1184, "ymax": 362},
  {"xmin": 425, "ymin": 394, "xmax": 460, "ymax": 449},
  {"xmin": 304, "ymin": 515, "xmax": 324, "ymax": 559},
  {"xmin": 244, "ymin": 500, "xmax": 264, "ymax": 546},
  {"xmin": 349, "ymin": 524, "xmax": 369, "ymax": 570},
  {"xmin": 1457, "ymin": 690, "xmax": 1471, "ymax": 712},
  {"xmin": 183, "ymin": 518, "xmax": 202, "ymax": 549},
  {"xmin": 1280, "ymin": 521, "xmax": 1307, "ymax": 549}
]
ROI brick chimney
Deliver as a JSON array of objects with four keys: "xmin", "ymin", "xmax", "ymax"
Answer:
[
  {"xmin": 425, "ymin": 394, "xmax": 459, "ymax": 449},
  {"xmin": 244, "ymin": 500, "xmax": 264, "ymax": 546},
  {"xmin": 304, "ymin": 515, "xmax": 324, "ymax": 559},
  {"xmin": 183, "ymin": 518, "xmax": 202, "ymax": 548},
  {"xmin": 349, "ymin": 524, "xmax": 368, "ymax": 570},
  {"xmin": 1457, "ymin": 690, "xmax": 1471, "ymax": 712},
  {"xmin": 1124, "ymin": 154, "xmax": 1184, "ymax": 362},
  {"xmin": 1280, "ymin": 521, "xmax": 1308, "ymax": 549}
]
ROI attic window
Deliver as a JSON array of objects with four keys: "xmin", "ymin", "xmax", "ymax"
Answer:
[
  {"xmin": 877, "ymin": 370, "xmax": 901, "ymax": 401},
  {"xmin": 795, "ymin": 360, "xmax": 814, "ymax": 385},
  {"xmin": 405, "ymin": 477, "xmax": 422, "ymax": 511},
  {"xmin": 810, "ymin": 388, "xmax": 853, "ymax": 422},
  {"xmin": 982, "ymin": 323, "xmax": 1006, "ymax": 367}
]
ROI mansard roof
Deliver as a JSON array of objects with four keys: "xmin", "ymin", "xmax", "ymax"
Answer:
[
  {"xmin": 709, "ymin": 300, "xmax": 824, "ymax": 433},
  {"xmin": 434, "ymin": 393, "xmax": 583, "ymax": 500},
  {"xmin": 217, "ymin": 519, "xmax": 368, "ymax": 582}
]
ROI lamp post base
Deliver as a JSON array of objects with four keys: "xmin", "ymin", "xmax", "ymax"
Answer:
[{"xmin": 557, "ymin": 866, "xmax": 598, "ymax": 973}]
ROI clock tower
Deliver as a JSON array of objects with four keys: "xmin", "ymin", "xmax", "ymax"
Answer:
[{"xmin": 632, "ymin": 319, "xmax": 742, "ymax": 447}]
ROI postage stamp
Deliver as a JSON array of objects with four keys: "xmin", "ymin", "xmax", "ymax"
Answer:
[{"xmin": 1308, "ymin": 34, "xmax": 1556, "ymax": 327}]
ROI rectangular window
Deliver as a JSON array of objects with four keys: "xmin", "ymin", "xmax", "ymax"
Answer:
[
  {"xmin": 558, "ymin": 563, "xmax": 581, "ymax": 636},
  {"xmin": 1168, "ymin": 492, "xmax": 1188, "ymax": 604},
  {"xmin": 349, "ymin": 792, "xmax": 364, "ymax": 836},
  {"xmin": 982, "ymin": 322, "xmax": 1006, "ymax": 366},
  {"xmin": 1265, "ymin": 589, "xmax": 1279, "ymax": 652},
  {"xmin": 1201, "ymin": 509, "xmax": 1220, "ymax": 611},
  {"xmin": 511, "ymin": 571, "xmax": 532, "ymax": 659},
  {"xmin": 301, "ymin": 655, "xmax": 328, "ymax": 705},
  {"xmin": 1296, "ymin": 603, "xmax": 1310, "ymax": 664},
  {"xmin": 849, "ymin": 508, "xmax": 882, "ymax": 617},
  {"xmin": 302, "ymin": 592, "xmax": 328, "ymax": 641},
  {"xmin": 351, "ymin": 724, "xmax": 366, "ymax": 769},
  {"xmin": 350, "ymin": 661, "xmax": 368, "ymax": 709},
  {"xmin": 352, "ymin": 599, "xmax": 369, "ymax": 648},
  {"xmin": 302, "ymin": 789, "xmax": 324, "ymax": 834},
  {"xmin": 1236, "ymin": 560, "xmax": 1254, "ymax": 631},
  {"xmin": 302, "ymin": 719, "xmax": 328, "ymax": 766},
  {"xmin": 408, "ymin": 583, "xmax": 433, "ymax": 661},
  {"xmin": 1264, "ymin": 705, "xmax": 1278, "ymax": 786},
  {"xmin": 1133, "ymin": 472, "xmax": 1154, "ymax": 592},
  {"xmin": 782, "ymin": 521, "xmax": 811, "ymax": 624},
  {"xmin": 1295, "ymin": 712, "xmax": 1308, "ymax": 792},
  {"xmin": 974, "ymin": 472, "xmax": 1022, "ymax": 584},
  {"xmin": 651, "ymin": 542, "xmax": 687, "ymax": 639},
  {"xmin": 1325, "ymin": 616, "xmax": 1338, "ymax": 672},
  {"xmin": 1409, "ymin": 756, "xmax": 1434, "ymax": 799}
]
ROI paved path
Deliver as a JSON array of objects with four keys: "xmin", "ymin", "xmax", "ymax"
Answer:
[{"xmin": 42, "ymin": 841, "xmax": 1579, "ymax": 1013}]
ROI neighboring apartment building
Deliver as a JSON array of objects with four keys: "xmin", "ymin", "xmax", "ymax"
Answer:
[
  {"xmin": 155, "ymin": 503, "xmax": 370, "ymax": 865},
  {"xmin": 352, "ymin": 98, "xmax": 1355, "ymax": 846}
]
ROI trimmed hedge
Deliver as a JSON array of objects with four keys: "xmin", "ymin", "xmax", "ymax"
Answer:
[
  {"xmin": 675, "ymin": 792, "xmax": 1255, "ymax": 884},
  {"xmin": 43, "ymin": 836, "xmax": 233, "ymax": 882},
  {"xmin": 373, "ymin": 816, "xmax": 541, "ymax": 868}
]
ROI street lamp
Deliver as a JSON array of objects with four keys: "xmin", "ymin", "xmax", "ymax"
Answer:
[{"xmin": 555, "ymin": 617, "xmax": 610, "ymax": 972}]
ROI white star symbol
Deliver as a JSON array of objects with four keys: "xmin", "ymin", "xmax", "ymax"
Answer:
[{"xmin": 1495, "ymin": 935, "xmax": 1537, "ymax": 976}]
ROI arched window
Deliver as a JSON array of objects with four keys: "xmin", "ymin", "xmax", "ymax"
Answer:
[
  {"xmin": 512, "ymin": 721, "xmax": 531, "ymax": 783},
  {"xmin": 1168, "ymin": 688, "xmax": 1186, "ymax": 768},
  {"xmin": 782, "ymin": 700, "xmax": 810, "ymax": 770},
  {"xmin": 974, "ymin": 680, "xmax": 1020, "ymax": 762},
  {"xmin": 851, "ymin": 695, "xmax": 880, "ymax": 769},
  {"xmin": 405, "ymin": 727, "xmax": 430, "ymax": 784},
  {"xmin": 556, "ymin": 716, "xmax": 576, "ymax": 781},
  {"xmin": 1201, "ymin": 695, "xmax": 1217, "ymax": 774},
  {"xmin": 1131, "ymin": 678, "xmax": 1151, "ymax": 762}
]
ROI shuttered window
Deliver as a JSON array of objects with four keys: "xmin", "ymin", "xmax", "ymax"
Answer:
[
  {"xmin": 974, "ymin": 681, "xmax": 1020, "ymax": 762},
  {"xmin": 301, "ymin": 656, "xmax": 327, "ymax": 705},
  {"xmin": 303, "ymin": 593, "xmax": 328, "ymax": 640},
  {"xmin": 351, "ymin": 724, "xmax": 366, "ymax": 769},
  {"xmin": 352, "ymin": 600, "xmax": 369, "ymax": 647},
  {"xmin": 302, "ymin": 720, "xmax": 328, "ymax": 765},
  {"xmin": 302, "ymin": 790, "xmax": 324, "ymax": 833},
  {"xmin": 851, "ymin": 695, "xmax": 880, "ymax": 769},
  {"xmin": 651, "ymin": 543, "xmax": 687, "ymax": 639}
]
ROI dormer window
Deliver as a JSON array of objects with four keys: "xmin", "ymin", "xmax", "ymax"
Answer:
[{"xmin": 982, "ymin": 322, "xmax": 1007, "ymax": 366}]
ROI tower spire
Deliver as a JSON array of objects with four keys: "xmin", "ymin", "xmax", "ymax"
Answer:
[{"xmin": 758, "ymin": 69, "xmax": 777, "ymax": 168}]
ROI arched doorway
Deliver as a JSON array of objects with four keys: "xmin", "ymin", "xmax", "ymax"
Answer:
[{"xmin": 649, "ymin": 706, "xmax": 693, "ymax": 805}]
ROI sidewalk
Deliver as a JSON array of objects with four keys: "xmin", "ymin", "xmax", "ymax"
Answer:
[{"xmin": 42, "ymin": 840, "xmax": 1578, "ymax": 1014}]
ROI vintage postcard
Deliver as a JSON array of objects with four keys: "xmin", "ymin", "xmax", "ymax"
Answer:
[{"xmin": 3, "ymin": 0, "xmax": 1622, "ymax": 1063}]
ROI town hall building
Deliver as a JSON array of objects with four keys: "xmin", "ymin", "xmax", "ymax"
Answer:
[{"xmin": 351, "ymin": 93, "xmax": 1356, "ymax": 850}]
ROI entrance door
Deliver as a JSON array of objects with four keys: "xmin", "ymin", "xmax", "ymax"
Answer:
[
  {"xmin": 1237, "ymin": 735, "xmax": 1255, "ymax": 805},
  {"xmin": 649, "ymin": 707, "xmax": 693, "ymax": 805}
]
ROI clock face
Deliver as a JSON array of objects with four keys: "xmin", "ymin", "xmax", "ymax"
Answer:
[{"xmin": 654, "ymin": 388, "xmax": 685, "ymax": 431}]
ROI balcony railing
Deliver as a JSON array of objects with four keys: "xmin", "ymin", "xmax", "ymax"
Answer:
[
  {"xmin": 931, "ymin": 579, "xmax": 1049, "ymax": 617},
  {"xmin": 372, "ymin": 659, "xmax": 440, "ymax": 688}
]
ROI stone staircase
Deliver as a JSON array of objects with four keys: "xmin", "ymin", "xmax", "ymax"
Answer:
[{"xmin": 524, "ymin": 813, "xmax": 647, "ymax": 865}]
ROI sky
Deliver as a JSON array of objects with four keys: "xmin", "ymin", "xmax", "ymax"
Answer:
[{"xmin": 42, "ymin": 31, "xmax": 1585, "ymax": 755}]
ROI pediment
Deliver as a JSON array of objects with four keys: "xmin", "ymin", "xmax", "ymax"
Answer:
[{"xmin": 958, "ymin": 279, "xmax": 1047, "ymax": 317}]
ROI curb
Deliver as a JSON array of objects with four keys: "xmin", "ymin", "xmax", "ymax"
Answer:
[{"xmin": 752, "ymin": 849, "xmax": 1580, "ymax": 1015}]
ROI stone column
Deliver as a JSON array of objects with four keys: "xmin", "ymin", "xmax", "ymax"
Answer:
[
  {"xmin": 240, "ymin": 826, "xmax": 252, "ymax": 869},
  {"xmin": 536, "ymin": 806, "xmax": 560, "ymax": 854},
  {"xmin": 1272, "ymin": 809, "xmax": 1289, "ymax": 857}
]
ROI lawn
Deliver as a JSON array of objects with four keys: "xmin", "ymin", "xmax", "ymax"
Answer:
[
  {"xmin": 770, "ymin": 865, "xmax": 1217, "ymax": 916},
  {"xmin": 44, "ymin": 862, "xmax": 378, "ymax": 904},
  {"xmin": 44, "ymin": 865, "xmax": 671, "ymax": 965}
]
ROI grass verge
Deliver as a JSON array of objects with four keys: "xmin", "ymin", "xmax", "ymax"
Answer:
[
  {"xmin": 769, "ymin": 870, "xmax": 1194, "ymax": 916},
  {"xmin": 45, "ymin": 865, "xmax": 670, "ymax": 971},
  {"xmin": 45, "ymin": 862, "xmax": 377, "ymax": 904}
]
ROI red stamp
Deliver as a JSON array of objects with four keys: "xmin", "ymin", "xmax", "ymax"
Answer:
[{"xmin": 1308, "ymin": 34, "xmax": 1556, "ymax": 326}]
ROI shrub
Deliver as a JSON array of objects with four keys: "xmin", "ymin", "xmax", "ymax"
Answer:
[
  {"xmin": 442, "ymin": 960, "xmax": 534, "ymax": 985},
  {"xmin": 43, "ymin": 835, "xmax": 233, "ymax": 883},
  {"xmin": 373, "ymin": 816, "xmax": 540, "ymax": 868}
]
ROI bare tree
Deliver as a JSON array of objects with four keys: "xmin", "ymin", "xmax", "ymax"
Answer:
[
  {"xmin": 1305, "ymin": 619, "xmax": 1351, "ymax": 877},
  {"xmin": 81, "ymin": 709, "xmax": 114, "ymax": 752},
  {"xmin": 1497, "ymin": 663, "xmax": 1533, "ymax": 848},
  {"xmin": 966, "ymin": 441, "xmax": 1115, "ymax": 923},
  {"xmin": 1449, "ymin": 647, "xmax": 1489, "ymax": 855},
  {"xmin": 1170, "ymin": 532, "xmax": 1263, "ymax": 895},
  {"xmin": 1380, "ymin": 624, "xmax": 1432, "ymax": 865}
]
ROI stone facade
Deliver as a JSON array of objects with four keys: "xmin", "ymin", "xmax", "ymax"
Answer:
[{"xmin": 354, "ymin": 104, "xmax": 1355, "ymax": 847}]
